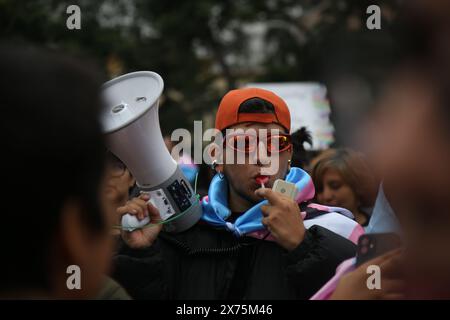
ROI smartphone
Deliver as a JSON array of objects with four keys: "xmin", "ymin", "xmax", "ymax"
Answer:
[{"xmin": 355, "ymin": 233, "xmax": 402, "ymax": 267}]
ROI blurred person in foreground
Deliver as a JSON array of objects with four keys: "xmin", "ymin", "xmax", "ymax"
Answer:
[
  {"xmin": 310, "ymin": 148, "xmax": 378, "ymax": 226},
  {"xmin": 313, "ymin": 61, "xmax": 450, "ymax": 299},
  {"xmin": 316, "ymin": 0, "xmax": 450, "ymax": 299},
  {"xmin": 0, "ymin": 44, "xmax": 113, "ymax": 299}
]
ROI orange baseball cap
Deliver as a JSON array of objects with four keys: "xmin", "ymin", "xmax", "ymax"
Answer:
[{"xmin": 215, "ymin": 88, "xmax": 291, "ymax": 132}]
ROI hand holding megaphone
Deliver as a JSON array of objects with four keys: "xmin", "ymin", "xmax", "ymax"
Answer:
[
  {"xmin": 117, "ymin": 193, "xmax": 163, "ymax": 249},
  {"xmin": 120, "ymin": 191, "xmax": 160, "ymax": 231},
  {"xmin": 101, "ymin": 71, "xmax": 202, "ymax": 234}
]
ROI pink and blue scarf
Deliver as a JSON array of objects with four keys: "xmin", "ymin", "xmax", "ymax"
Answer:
[{"xmin": 201, "ymin": 167, "xmax": 364, "ymax": 244}]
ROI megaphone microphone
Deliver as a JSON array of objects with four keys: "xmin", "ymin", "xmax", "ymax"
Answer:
[{"xmin": 101, "ymin": 71, "xmax": 202, "ymax": 233}]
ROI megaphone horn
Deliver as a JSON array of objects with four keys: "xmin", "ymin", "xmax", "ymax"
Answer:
[{"xmin": 101, "ymin": 71, "xmax": 202, "ymax": 233}]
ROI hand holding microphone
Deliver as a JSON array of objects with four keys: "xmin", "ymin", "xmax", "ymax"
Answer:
[{"xmin": 117, "ymin": 194, "xmax": 163, "ymax": 249}]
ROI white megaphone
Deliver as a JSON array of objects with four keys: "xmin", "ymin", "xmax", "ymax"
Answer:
[{"xmin": 101, "ymin": 71, "xmax": 202, "ymax": 233}]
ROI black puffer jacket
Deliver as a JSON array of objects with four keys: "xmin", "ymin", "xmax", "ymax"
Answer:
[{"xmin": 112, "ymin": 222, "xmax": 356, "ymax": 300}]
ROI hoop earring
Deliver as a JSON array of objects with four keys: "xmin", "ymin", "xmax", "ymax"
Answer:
[{"xmin": 287, "ymin": 159, "xmax": 291, "ymax": 172}]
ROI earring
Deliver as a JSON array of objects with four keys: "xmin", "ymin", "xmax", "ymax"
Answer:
[
  {"xmin": 211, "ymin": 159, "xmax": 218, "ymax": 171},
  {"xmin": 211, "ymin": 160, "xmax": 224, "ymax": 179},
  {"xmin": 288, "ymin": 159, "xmax": 291, "ymax": 172}
]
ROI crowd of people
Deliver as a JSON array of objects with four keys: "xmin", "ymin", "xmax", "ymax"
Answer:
[{"xmin": 2, "ymin": 2, "xmax": 450, "ymax": 300}]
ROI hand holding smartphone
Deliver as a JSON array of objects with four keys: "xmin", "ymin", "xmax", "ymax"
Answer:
[{"xmin": 356, "ymin": 233, "xmax": 402, "ymax": 267}]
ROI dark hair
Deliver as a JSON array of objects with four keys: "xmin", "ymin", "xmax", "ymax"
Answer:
[
  {"xmin": 0, "ymin": 43, "xmax": 106, "ymax": 292},
  {"xmin": 221, "ymin": 97, "xmax": 277, "ymax": 136},
  {"xmin": 290, "ymin": 127, "xmax": 313, "ymax": 168},
  {"xmin": 238, "ymin": 97, "xmax": 275, "ymax": 114}
]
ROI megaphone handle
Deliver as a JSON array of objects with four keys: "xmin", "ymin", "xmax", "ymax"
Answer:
[
  {"xmin": 121, "ymin": 213, "xmax": 151, "ymax": 232},
  {"xmin": 121, "ymin": 191, "xmax": 154, "ymax": 231}
]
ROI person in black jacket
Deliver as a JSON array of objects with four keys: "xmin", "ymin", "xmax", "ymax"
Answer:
[{"xmin": 112, "ymin": 88, "xmax": 358, "ymax": 299}]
